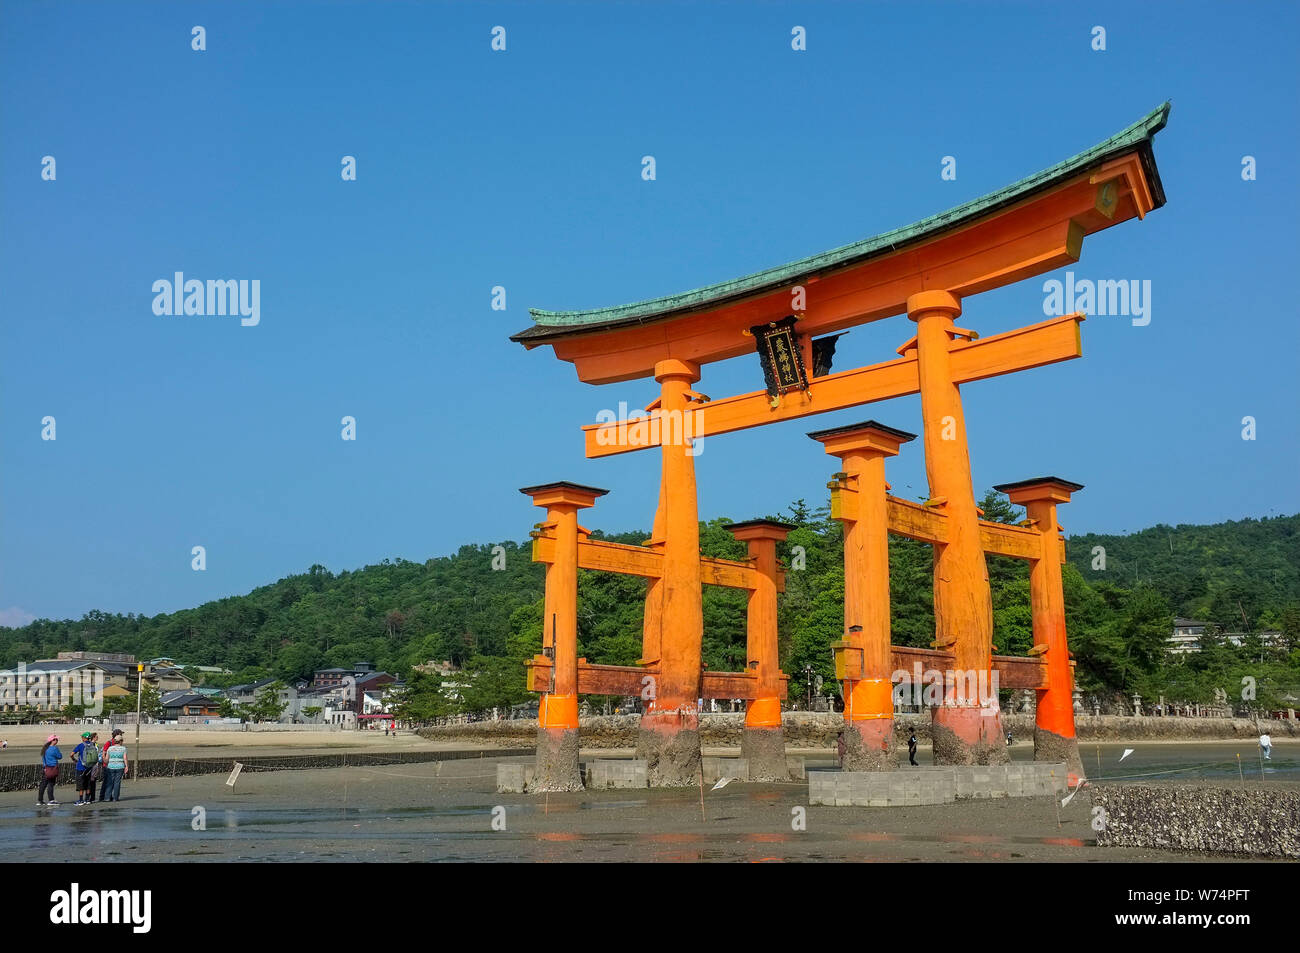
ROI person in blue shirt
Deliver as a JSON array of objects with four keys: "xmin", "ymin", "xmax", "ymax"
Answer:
[
  {"xmin": 73, "ymin": 732, "xmax": 98, "ymax": 805},
  {"xmin": 38, "ymin": 734, "xmax": 63, "ymax": 806}
]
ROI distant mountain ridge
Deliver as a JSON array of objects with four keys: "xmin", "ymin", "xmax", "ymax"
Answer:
[{"xmin": 1065, "ymin": 514, "xmax": 1300, "ymax": 625}]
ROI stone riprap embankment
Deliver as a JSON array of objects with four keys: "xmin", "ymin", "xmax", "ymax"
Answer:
[
  {"xmin": 1091, "ymin": 781, "xmax": 1300, "ymax": 858},
  {"xmin": 419, "ymin": 712, "xmax": 1295, "ymax": 748}
]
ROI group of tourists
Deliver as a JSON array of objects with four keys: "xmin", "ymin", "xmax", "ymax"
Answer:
[{"xmin": 37, "ymin": 730, "xmax": 130, "ymax": 807}]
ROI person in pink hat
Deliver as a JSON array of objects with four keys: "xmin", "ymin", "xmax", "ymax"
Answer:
[{"xmin": 38, "ymin": 734, "xmax": 64, "ymax": 806}]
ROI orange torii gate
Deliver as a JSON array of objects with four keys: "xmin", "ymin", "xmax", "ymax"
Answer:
[{"xmin": 512, "ymin": 104, "xmax": 1169, "ymax": 790}]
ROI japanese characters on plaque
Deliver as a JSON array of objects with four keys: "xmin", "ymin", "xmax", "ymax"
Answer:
[{"xmin": 751, "ymin": 316, "xmax": 810, "ymax": 400}]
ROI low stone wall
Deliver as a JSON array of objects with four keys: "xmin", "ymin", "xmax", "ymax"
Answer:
[
  {"xmin": 50, "ymin": 722, "xmax": 347, "ymax": 733},
  {"xmin": 585, "ymin": 759, "xmax": 648, "ymax": 789},
  {"xmin": 1071, "ymin": 714, "xmax": 1298, "ymax": 740},
  {"xmin": 1091, "ymin": 782, "xmax": 1300, "ymax": 858},
  {"xmin": 420, "ymin": 711, "xmax": 1292, "ymax": 748},
  {"xmin": 3, "ymin": 748, "xmax": 516, "ymax": 793},
  {"xmin": 809, "ymin": 762, "xmax": 1067, "ymax": 808},
  {"xmin": 702, "ymin": 757, "xmax": 748, "ymax": 784},
  {"xmin": 162, "ymin": 723, "xmax": 345, "ymax": 732},
  {"xmin": 497, "ymin": 762, "xmax": 536, "ymax": 793}
]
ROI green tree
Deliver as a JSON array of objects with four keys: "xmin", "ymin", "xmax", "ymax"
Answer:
[
  {"xmin": 392, "ymin": 670, "xmax": 451, "ymax": 722},
  {"xmin": 274, "ymin": 643, "xmax": 321, "ymax": 682},
  {"xmin": 249, "ymin": 682, "xmax": 290, "ymax": 722},
  {"xmin": 140, "ymin": 685, "xmax": 164, "ymax": 719},
  {"xmin": 457, "ymin": 656, "xmax": 529, "ymax": 714}
]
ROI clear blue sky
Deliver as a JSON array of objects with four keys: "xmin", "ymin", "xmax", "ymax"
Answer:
[{"xmin": 2, "ymin": 1, "xmax": 1297, "ymax": 624}]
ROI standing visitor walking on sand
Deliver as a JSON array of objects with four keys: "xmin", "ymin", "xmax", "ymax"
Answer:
[
  {"xmin": 38, "ymin": 734, "xmax": 63, "ymax": 806},
  {"xmin": 101, "ymin": 730, "xmax": 129, "ymax": 802},
  {"xmin": 1260, "ymin": 731, "xmax": 1272, "ymax": 761},
  {"xmin": 907, "ymin": 731, "xmax": 919, "ymax": 766},
  {"xmin": 73, "ymin": 732, "xmax": 97, "ymax": 805},
  {"xmin": 86, "ymin": 732, "xmax": 103, "ymax": 802}
]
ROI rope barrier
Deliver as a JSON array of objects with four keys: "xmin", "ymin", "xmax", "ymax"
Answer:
[
  {"xmin": 345, "ymin": 767, "xmax": 500, "ymax": 781},
  {"xmin": 1085, "ymin": 756, "xmax": 1293, "ymax": 782}
]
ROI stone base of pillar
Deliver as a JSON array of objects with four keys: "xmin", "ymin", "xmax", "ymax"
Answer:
[
  {"xmin": 841, "ymin": 718, "xmax": 897, "ymax": 771},
  {"xmin": 636, "ymin": 710, "xmax": 701, "ymax": 787},
  {"xmin": 532, "ymin": 727, "xmax": 583, "ymax": 793},
  {"xmin": 740, "ymin": 726, "xmax": 789, "ymax": 780},
  {"xmin": 1034, "ymin": 725, "xmax": 1085, "ymax": 785},
  {"xmin": 930, "ymin": 705, "xmax": 1010, "ymax": 765}
]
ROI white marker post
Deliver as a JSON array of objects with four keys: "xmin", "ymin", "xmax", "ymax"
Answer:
[{"xmin": 226, "ymin": 762, "xmax": 243, "ymax": 788}]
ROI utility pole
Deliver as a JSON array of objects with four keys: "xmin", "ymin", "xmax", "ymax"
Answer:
[{"xmin": 135, "ymin": 663, "xmax": 143, "ymax": 754}]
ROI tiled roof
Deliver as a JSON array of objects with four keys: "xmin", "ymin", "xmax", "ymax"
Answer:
[{"xmin": 512, "ymin": 103, "xmax": 1169, "ymax": 343}]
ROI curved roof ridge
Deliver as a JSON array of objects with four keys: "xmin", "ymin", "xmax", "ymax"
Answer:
[{"xmin": 513, "ymin": 102, "xmax": 1170, "ymax": 342}]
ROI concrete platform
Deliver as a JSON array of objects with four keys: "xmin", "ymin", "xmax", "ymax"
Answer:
[
  {"xmin": 808, "ymin": 762, "xmax": 1068, "ymax": 807},
  {"xmin": 496, "ymin": 762, "xmax": 536, "ymax": 793},
  {"xmin": 702, "ymin": 757, "xmax": 748, "ymax": 784},
  {"xmin": 585, "ymin": 759, "xmax": 648, "ymax": 789}
]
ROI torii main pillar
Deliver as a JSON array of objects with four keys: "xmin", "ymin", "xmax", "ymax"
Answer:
[
  {"xmin": 636, "ymin": 358, "xmax": 705, "ymax": 787},
  {"xmin": 521, "ymin": 481, "xmax": 607, "ymax": 792},
  {"xmin": 996, "ymin": 477, "xmax": 1086, "ymax": 783},
  {"xmin": 726, "ymin": 519, "xmax": 794, "ymax": 781},
  {"xmin": 907, "ymin": 290, "xmax": 1008, "ymax": 764}
]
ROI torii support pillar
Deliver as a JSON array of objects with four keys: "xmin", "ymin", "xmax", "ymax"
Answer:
[
  {"xmin": 726, "ymin": 519, "xmax": 795, "ymax": 781},
  {"xmin": 520, "ymin": 481, "xmax": 608, "ymax": 792},
  {"xmin": 637, "ymin": 358, "xmax": 706, "ymax": 787},
  {"xmin": 907, "ymin": 290, "xmax": 1008, "ymax": 764},
  {"xmin": 640, "ymin": 470, "xmax": 667, "ymax": 668},
  {"xmin": 810, "ymin": 421, "xmax": 914, "ymax": 770},
  {"xmin": 995, "ymin": 477, "xmax": 1086, "ymax": 783}
]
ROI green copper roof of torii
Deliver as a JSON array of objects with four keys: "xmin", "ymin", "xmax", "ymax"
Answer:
[{"xmin": 512, "ymin": 102, "xmax": 1170, "ymax": 344}]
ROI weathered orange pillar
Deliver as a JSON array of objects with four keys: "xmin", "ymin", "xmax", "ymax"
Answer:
[
  {"xmin": 636, "ymin": 358, "xmax": 705, "ymax": 786},
  {"xmin": 639, "ymin": 472, "xmax": 666, "ymax": 671},
  {"xmin": 995, "ymin": 477, "xmax": 1085, "ymax": 783},
  {"xmin": 726, "ymin": 519, "xmax": 793, "ymax": 781},
  {"xmin": 907, "ymin": 290, "xmax": 1007, "ymax": 764},
  {"xmin": 810, "ymin": 421, "xmax": 913, "ymax": 769},
  {"xmin": 521, "ymin": 481, "xmax": 607, "ymax": 792}
]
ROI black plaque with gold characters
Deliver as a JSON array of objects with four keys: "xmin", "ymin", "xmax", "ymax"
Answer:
[{"xmin": 751, "ymin": 316, "xmax": 809, "ymax": 400}]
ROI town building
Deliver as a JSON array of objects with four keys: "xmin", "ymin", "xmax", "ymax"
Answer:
[
  {"xmin": 161, "ymin": 690, "xmax": 224, "ymax": 720},
  {"xmin": 224, "ymin": 678, "xmax": 302, "ymax": 723}
]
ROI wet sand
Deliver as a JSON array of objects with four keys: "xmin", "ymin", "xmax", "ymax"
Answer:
[{"xmin": 1, "ymin": 743, "xmax": 1288, "ymax": 862}]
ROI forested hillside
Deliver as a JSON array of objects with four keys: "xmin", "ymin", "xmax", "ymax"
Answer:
[
  {"xmin": 1065, "ymin": 516, "xmax": 1300, "ymax": 624},
  {"xmin": 4, "ymin": 500, "xmax": 1298, "ymax": 713}
]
